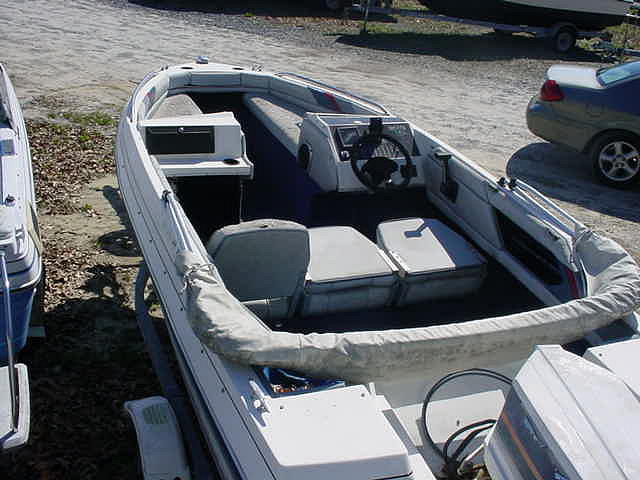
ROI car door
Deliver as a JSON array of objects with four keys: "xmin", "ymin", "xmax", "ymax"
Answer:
[{"xmin": 599, "ymin": 77, "xmax": 640, "ymax": 136}]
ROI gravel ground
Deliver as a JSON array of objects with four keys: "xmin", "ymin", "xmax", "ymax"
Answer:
[{"xmin": 0, "ymin": 0, "xmax": 639, "ymax": 478}]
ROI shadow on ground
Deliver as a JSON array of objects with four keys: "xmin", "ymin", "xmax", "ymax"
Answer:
[
  {"xmin": 1, "ymin": 264, "xmax": 155, "ymax": 479},
  {"xmin": 507, "ymin": 142, "xmax": 640, "ymax": 223},
  {"xmin": 336, "ymin": 31, "xmax": 606, "ymax": 62},
  {"xmin": 98, "ymin": 185, "xmax": 141, "ymax": 257},
  {"xmin": 129, "ymin": 0, "xmax": 344, "ymax": 17}
]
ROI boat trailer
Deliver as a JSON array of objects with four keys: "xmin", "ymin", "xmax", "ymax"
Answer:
[
  {"xmin": 347, "ymin": 1, "xmax": 617, "ymax": 53},
  {"xmin": 593, "ymin": 3, "xmax": 640, "ymax": 59}
]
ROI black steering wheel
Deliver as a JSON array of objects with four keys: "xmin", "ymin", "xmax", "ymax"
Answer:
[{"xmin": 350, "ymin": 133, "xmax": 415, "ymax": 192}]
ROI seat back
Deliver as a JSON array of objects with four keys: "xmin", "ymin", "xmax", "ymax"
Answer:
[{"xmin": 206, "ymin": 219, "xmax": 310, "ymax": 318}]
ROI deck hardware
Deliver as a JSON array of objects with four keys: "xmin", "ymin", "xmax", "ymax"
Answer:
[
  {"xmin": 435, "ymin": 149, "xmax": 458, "ymax": 202},
  {"xmin": 0, "ymin": 252, "xmax": 17, "ymax": 436},
  {"xmin": 400, "ymin": 164, "xmax": 417, "ymax": 178},
  {"xmin": 249, "ymin": 380, "xmax": 271, "ymax": 413}
]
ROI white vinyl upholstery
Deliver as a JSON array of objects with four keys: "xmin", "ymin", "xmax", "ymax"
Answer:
[
  {"xmin": 243, "ymin": 93, "xmax": 307, "ymax": 155},
  {"xmin": 302, "ymin": 226, "xmax": 398, "ymax": 317},
  {"xmin": 377, "ymin": 218, "xmax": 487, "ymax": 306},
  {"xmin": 207, "ymin": 219, "xmax": 310, "ymax": 320}
]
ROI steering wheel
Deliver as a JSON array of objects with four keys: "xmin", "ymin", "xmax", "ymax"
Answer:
[{"xmin": 350, "ymin": 133, "xmax": 415, "ymax": 192}]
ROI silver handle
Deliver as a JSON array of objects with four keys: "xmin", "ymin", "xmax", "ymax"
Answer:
[{"xmin": 0, "ymin": 250, "xmax": 17, "ymax": 433}]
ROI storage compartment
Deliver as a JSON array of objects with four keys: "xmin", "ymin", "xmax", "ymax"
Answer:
[
  {"xmin": 376, "ymin": 218, "xmax": 486, "ymax": 306},
  {"xmin": 141, "ymin": 112, "xmax": 253, "ymax": 178},
  {"xmin": 146, "ymin": 125, "xmax": 215, "ymax": 155}
]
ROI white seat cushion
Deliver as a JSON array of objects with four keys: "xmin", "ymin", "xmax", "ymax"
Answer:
[
  {"xmin": 302, "ymin": 226, "xmax": 397, "ymax": 317},
  {"xmin": 377, "ymin": 218, "xmax": 486, "ymax": 306}
]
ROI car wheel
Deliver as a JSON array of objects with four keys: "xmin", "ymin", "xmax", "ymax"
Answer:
[
  {"xmin": 552, "ymin": 27, "xmax": 576, "ymax": 53},
  {"xmin": 323, "ymin": 0, "xmax": 344, "ymax": 10},
  {"xmin": 591, "ymin": 133, "xmax": 640, "ymax": 188}
]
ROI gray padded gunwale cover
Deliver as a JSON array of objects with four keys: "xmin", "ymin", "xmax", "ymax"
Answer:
[
  {"xmin": 180, "ymin": 226, "xmax": 640, "ymax": 383},
  {"xmin": 377, "ymin": 218, "xmax": 486, "ymax": 278}
]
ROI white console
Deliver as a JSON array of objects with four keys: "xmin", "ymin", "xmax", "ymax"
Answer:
[
  {"xmin": 298, "ymin": 113, "xmax": 424, "ymax": 193},
  {"xmin": 141, "ymin": 112, "xmax": 253, "ymax": 178}
]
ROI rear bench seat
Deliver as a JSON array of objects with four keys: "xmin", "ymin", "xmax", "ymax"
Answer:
[
  {"xmin": 243, "ymin": 93, "xmax": 308, "ymax": 156},
  {"xmin": 206, "ymin": 220, "xmax": 397, "ymax": 320},
  {"xmin": 206, "ymin": 218, "xmax": 486, "ymax": 321},
  {"xmin": 376, "ymin": 218, "xmax": 487, "ymax": 306},
  {"xmin": 301, "ymin": 226, "xmax": 397, "ymax": 317}
]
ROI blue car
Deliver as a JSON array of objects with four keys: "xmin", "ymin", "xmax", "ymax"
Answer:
[{"xmin": 527, "ymin": 60, "xmax": 640, "ymax": 188}]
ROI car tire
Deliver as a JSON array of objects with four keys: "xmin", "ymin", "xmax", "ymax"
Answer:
[
  {"xmin": 322, "ymin": 0, "xmax": 344, "ymax": 11},
  {"xmin": 590, "ymin": 132, "xmax": 640, "ymax": 188},
  {"xmin": 552, "ymin": 27, "xmax": 577, "ymax": 53}
]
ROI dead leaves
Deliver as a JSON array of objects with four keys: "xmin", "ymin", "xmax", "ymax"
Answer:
[{"xmin": 27, "ymin": 121, "xmax": 114, "ymax": 215}]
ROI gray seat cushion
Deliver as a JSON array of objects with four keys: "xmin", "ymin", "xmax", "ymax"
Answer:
[
  {"xmin": 243, "ymin": 93, "xmax": 306, "ymax": 156},
  {"xmin": 149, "ymin": 93, "xmax": 203, "ymax": 119},
  {"xmin": 302, "ymin": 226, "xmax": 397, "ymax": 316},
  {"xmin": 207, "ymin": 219, "xmax": 310, "ymax": 319},
  {"xmin": 376, "ymin": 218, "xmax": 486, "ymax": 306}
]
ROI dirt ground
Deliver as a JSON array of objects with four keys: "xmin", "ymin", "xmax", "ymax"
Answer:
[{"xmin": 1, "ymin": 0, "xmax": 639, "ymax": 478}]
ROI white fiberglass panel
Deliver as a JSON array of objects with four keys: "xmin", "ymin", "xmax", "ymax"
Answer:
[
  {"xmin": 249, "ymin": 385, "xmax": 412, "ymax": 480},
  {"xmin": 505, "ymin": 0, "xmax": 628, "ymax": 16}
]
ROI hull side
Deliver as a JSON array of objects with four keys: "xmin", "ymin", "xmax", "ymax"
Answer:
[
  {"xmin": 418, "ymin": 0, "xmax": 626, "ymax": 29},
  {"xmin": 0, "ymin": 65, "xmax": 43, "ymax": 363},
  {"xmin": 0, "ymin": 287, "xmax": 37, "ymax": 363}
]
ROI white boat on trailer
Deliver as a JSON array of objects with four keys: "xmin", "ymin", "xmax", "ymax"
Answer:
[
  {"xmin": 352, "ymin": 0, "xmax": 633, "ymax": 52},
  {"xmin": 117, "ymin": 59, "xmax": 640, "ymax": 480},
  {"xmin": 415, "ymin": 0, "xmax": 630, "ymax": 30},
  {"xmin": 0, "ymin": 63, "xmax": 41, "ymax": 451}
]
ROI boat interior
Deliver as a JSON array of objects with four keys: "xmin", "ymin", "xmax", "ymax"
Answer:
[
  {"xmin": 121, "ymin": 67, "xmax": 640, "ymax": 479},
  {"xmin": 139, "ymin": 87, "xmax": 587, "ymax": 338}
]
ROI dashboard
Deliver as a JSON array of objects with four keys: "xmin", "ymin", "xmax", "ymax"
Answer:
[
  {"xmin": 299, "ymin": 114, "xmax": 425, "ymax": 193},
  {"xmin": 326, "ymin": 116, "xmax": 419, "ymax": 162}
]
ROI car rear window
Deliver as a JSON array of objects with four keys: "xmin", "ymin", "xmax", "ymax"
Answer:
[{"xmin": 597, "ymin": 61, "xmax": 640, "ymax": 86}]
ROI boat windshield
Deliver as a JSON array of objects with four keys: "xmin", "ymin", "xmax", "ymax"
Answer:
[{"xmin": 597, "ymin": 61, "xmax": 640, "ymax": 86}]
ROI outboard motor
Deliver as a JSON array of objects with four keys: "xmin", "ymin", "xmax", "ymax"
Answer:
[{"xmin": 484, "ymin": 344, "xmax": 640, "ymax": 480}]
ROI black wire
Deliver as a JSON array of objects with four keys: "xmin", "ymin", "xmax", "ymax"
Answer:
[
  {"xmin": 443, "ymin": 424, "xmax": 496, "ymax": 480},
  {"xmin": 442, "ymin": 419, "xmax": 496, "ymax": 463},
  {"xmin": 420, "ymin": 368, "xmax": 512, "ymax": 461}
]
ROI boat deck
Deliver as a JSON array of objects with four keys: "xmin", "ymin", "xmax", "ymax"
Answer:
[{"xmin": 172, "ymin": 92, "xmax": 543, "ymax": 333}]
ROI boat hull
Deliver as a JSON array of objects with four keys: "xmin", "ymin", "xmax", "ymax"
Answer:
[
  {"xmin": 0, "ymin": 64, "xmax": 44, "ymax": 363},
  {"xmin": 0, "ymin": 286, "xmax": 38, "ymax": 363},
  {"xmin": 418, "ymin": 0, "xmax": 627, "ymax": 30}
]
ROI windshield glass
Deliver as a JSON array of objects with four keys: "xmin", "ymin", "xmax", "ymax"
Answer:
[{"xmin": 597, "ymin": 61, "xmax": 640, "ymax": 86}]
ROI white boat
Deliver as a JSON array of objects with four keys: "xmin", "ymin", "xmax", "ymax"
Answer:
[
  {"xmin": 0, "ymin": 63, "xmax": 39, "ymax": 451},
  {"xmin": 417, "ymin": 0, "xmax": 630, "ymax": 30},
  {"xmin": 117, "ymin": 60, "xmax": 640, "ymax": 479}
]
